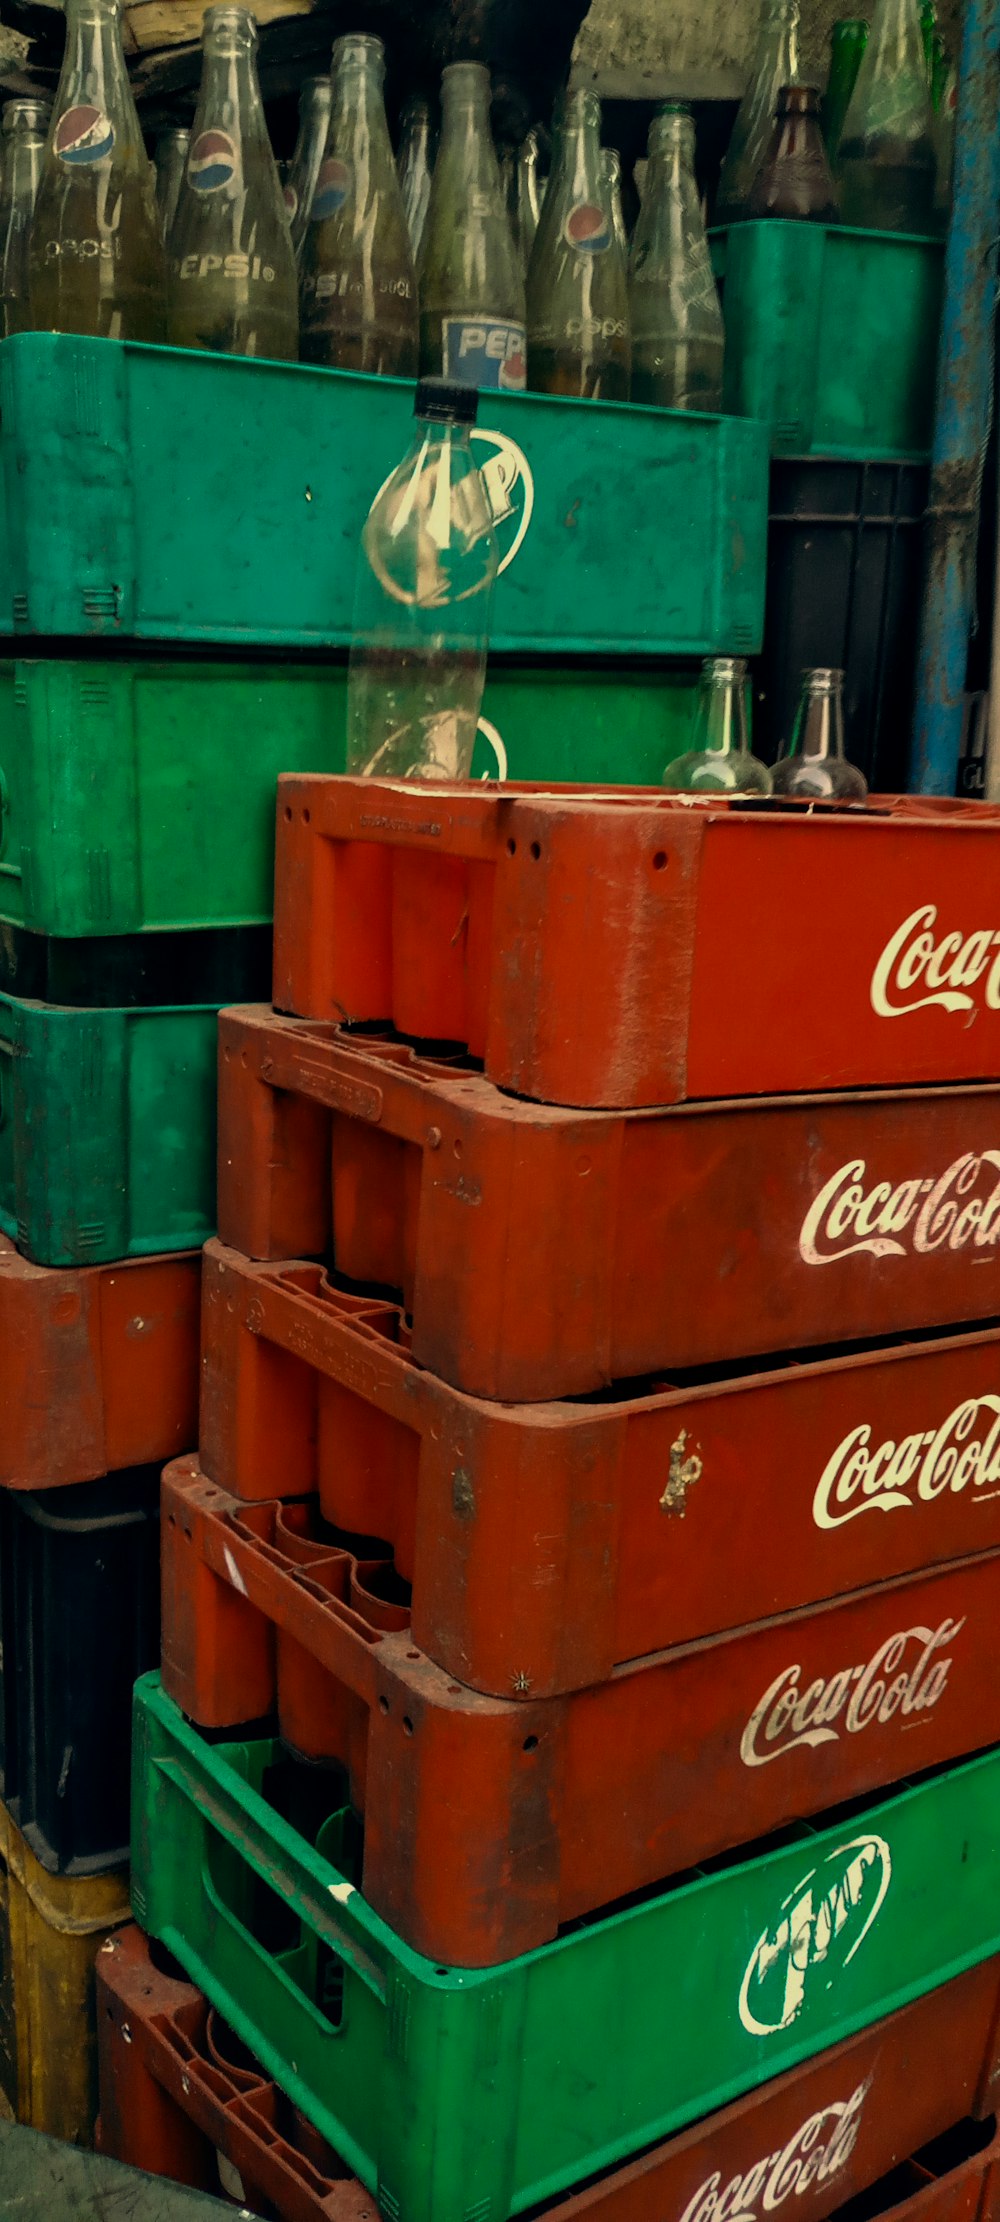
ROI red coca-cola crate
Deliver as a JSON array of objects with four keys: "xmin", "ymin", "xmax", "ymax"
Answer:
[
  {"xmin": 201, "ymin": 1239, "xmax": 1000, "ymax": 1701},
  {"xmin": 217, "ymin": 1011, "xmax": 1000, "ymax": 1400},
  {"xmin": 96, "ymin": 1925, "xmax": 1000, "ymax": 2222},
  {"xmin": 272, "ymin": 781, "xmax": 1000, "ymax": 1110},
  {"xmin": 162, "ymin": 1453, "xmax": 1000, "ymax": 1966},
  {"xmin": 0, "ymin": 1237, "xmax": 200, "ymax": 1488}
]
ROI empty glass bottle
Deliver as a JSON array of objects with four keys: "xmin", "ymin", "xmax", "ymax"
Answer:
[
  {"xmin": 28, "ymin": 0, "xmax": 164, "ymax": 340},
  {"xmin": 771, "ymin": 669, "xmax": 868, "ymax": 797},
  {"xmin": 823, "ymin": 19, "xmax": 869, "ymax": 158},
  {"xmin": 397, "ymin": 93, "xmax": 435, "ymax": 261},
  {"xmin": 662, "ymin": 657, "xmax": 772, "ymax": 794},
  {"xmin": 167, "ymin": 8, "xmax": 296, "ymax": 358},
  {"xmin": 630, "ymin": 105, "xmax": 724, "ymax": 412},
  {"xmin": 511, "ymin": 128, "xmax": 543, "ymax": 273},
  {"xmin": 750, "ymin": 84, "xmax": 840, "ymax": 217},
  {"xmin": 604, "ymin": 146, "xmax": 628, "ymax": 256},
  {"xmin": 0, "ymin": 99, "xmax": 50, "ymax": 334},
  {"xmin": 154, "ymin": 126, "xmax": 188, "ymax": 242},
  {"xmin": 716, "ymin": 0, "xmax": 800, "ymax": 220},
  {"xmin": 527, "ymin": 87, "xmax": 630, "ymax": 401},
  {"xmin": 300, "ymin": 34, "xmax": 416, "ymax": 374},
  {"xmin": 419, "ymin": 62, "xmax": 526, "ymax": 391},
  {"xmin": 347, "ymin": 377, "xmax": 499, "ymax": 783},
  {"xmin": 837, "ymin": 0, "xmax": 938, "ymax": 232},
  {"xmin": 284, "ymin": 74, "xmax": 330, "ymax": 255}
]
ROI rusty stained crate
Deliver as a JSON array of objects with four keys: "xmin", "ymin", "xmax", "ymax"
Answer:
[
  {"xmin": 217, "ymin": 1010, "xmax": 1000, "ymax": 1400},
  {"xmin": 200, "ymin": 1241, "xmax": 1000, "ymax": 1701},
  {"xmin": 0, "ymin": 1237, "xmax": 200, "ymax": 1489},
  {"xmin": 95, "ymin": 1927, "xmax": 1000, "ymax": 2222},
  {"xmin": 271, "ymin": 782, "xmax": 1000, "ymax": 1111},
  {"xmin": 162, "ymin": 1454, "xmax": 1000, "ymax": 1967}
]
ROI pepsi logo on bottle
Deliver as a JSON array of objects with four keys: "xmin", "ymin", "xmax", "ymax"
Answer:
[
  {"xmin": 188, "ymin": 129, "xmax": 239, "ymax": 193},
  {"xmin": 54, "ymin": 105, "xmax": 115, "ymax": 165},
  {"xmin": 310, "ymin": 157, "xmax": 352, "ymax": 222},
  {"xmin": 564, "ymin": 201, "xmax": 612, "ymax": 252}
]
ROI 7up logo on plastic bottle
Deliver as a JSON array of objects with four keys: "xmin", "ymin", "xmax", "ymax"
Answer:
[{"xmin": 739, "ymin": 1836, "xmax": 891, "ymax": 2036}]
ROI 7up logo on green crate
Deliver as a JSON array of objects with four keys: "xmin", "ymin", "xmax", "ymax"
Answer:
[{"xmin": 739, "ymin": 1835, "xmax": 892, "ymax": 2036}]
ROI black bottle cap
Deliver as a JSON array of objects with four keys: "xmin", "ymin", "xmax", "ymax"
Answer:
[{"xmin": 414, "ymin": 377, "xmax": 479, "ymax": 426}]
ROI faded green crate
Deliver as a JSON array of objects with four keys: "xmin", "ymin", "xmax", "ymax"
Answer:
[
  {"xmin": 132, "ymin": 1673, "xmax": 1000, "ymax": 2222},
  {"xmin": 0, "ymin": 659, "xmax": 698, "ymax": 937},
  {"xmin": 713, "ymin": 222, "xmax": 944, "ymax": 459},
  {"xmin": 0, "ymin": 334, "xmax": 768, "ymax": 657},
  {"xmin": 0, "ymin": 993, "xmax": 218, "ymax": 1264}
]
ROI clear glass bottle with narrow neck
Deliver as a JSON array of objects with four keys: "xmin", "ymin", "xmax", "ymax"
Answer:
[
  {"xmin": 28, "ymin": 0, "xmax": 164, "ymax": 340},
  {"xmin": 285, "ymin": 74, "xmax": 330, "ymax": 256},
  {"xmin": 771, "ymin": 669, "xmax": 868, "ymax": 797},
  {"xmin": 837, "ymin": 0, "xmax": 938, "ymax": 230},
  {"xmin": 749, "ymin": 84, "xmax": 840, "ymax": 217},
  {"xmin": 155, "ymin": 126, "xmax": 188, "ymax": 242},
  {"xmin": 1, "ymin": 99, "xmax": 50, "ymax": 334},
  {"xmin": 300, "ymin": 34, "xmax": 416, "ymax": 375},
  {"xmin": 513, "ymin": 128, "xmax": 543, "ymax": 271},
  {"xmin": 630, "ymin": 105, "xmax": 724, "ymax": 412},
  {"xmin": 662, "ymin": 657, "xmax": 772, "ymax": 794},
  {"xmin": 167, "ymin": 8, "xmax": 296, "ymax": 358},
  {"xmin": 716, "ymin": 0, "xmax": 801, "ymax": 220},
  {"xmin": 527, "ymin": 87, "xmax": 630, "ymax": 401},
  {"xmin": 397, "ymin": 93, "xmax": 435, "ymax": 261},
  {"xmin": 419, "ymin": 61, "xmax": 526, "ymax": 391},
  {"xmin": 603, "ymin": 146, "xmax": 628, "ymax": 256}
]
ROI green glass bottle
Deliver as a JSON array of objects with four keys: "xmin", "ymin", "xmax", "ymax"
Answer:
[
  {"xmin": 300, "ymin": 34, "xmax": 417, "ymax": 375},
  {"xmin": 526, "ymin": 87, "xmax": 630, "ymax": 401},
  {"xmin": 717, "ymin": 0, "xmax": 801, "ymax": 220},
  {"xmin": 0, "ymin": 99, "xmax": 50, "ymax": 335},
  {"xmin": 630, "ymin": 105, "xmax": 724, "ymax": 412},
  {"xmin": 771, "ymin": 669, "xmax": 868, "ymax": 797},
  {"xmin": 823, "ymin": 20, "xmax": 869, "ymax": 159},
  {"xmin": 662, "ymin": 657, "xmax": 772, "ymax": 794},
  {"xmin": 838, "ymin": 0, "xmax": 938, "ymax": 231},
  {"xmin": 419, "ymin": 62, "xmax": 526, "ymax": 391},
  {"xmin": 285, "ymin": 74, "xmax": 331, "ymax": 256},
  {"xmin": 397, "ymin": 94, "xmax": 435, "ymax": 261},
  {"xmin": 167, "ymin": 7, "xmax": 296, "ymax": 359}
]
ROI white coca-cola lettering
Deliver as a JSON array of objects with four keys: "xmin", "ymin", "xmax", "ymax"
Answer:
[
  {"xmin": 740, "ymin": 1619, "xmax": 962, "ymax": 1768},
  {"xmin": 739, "ymin": 1835, "xmax": 891, "ymax": 2037},
  {"xmin": 799, "ymin": 1152, "xmax": 1000, "ymax": 1266},
  {"xmin": 813, "ymin": 1396, "xmax": 1000, "ymax": 1529},
  {"xmin": 676, "ymin": 2082, "xmax": 868, "ymax": 2222},
  {"xmin": 870, "ymin": 905, "xmax": 1000, "ymax": 1020}
]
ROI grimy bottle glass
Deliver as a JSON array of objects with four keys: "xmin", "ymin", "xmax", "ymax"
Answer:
[
  {"xmin": 716, "ymin": 0, "xmax": 800, "ymax": 220},
  {"xmin": 419, "ymin": 61, "xmax": 526, "ymax": 391},
  {"xmin": 837, "ymin": 0, "xmax": 938, "ymax": 230},
  {"xmin": 167, "ymin": 8, "xmax": 297, "ymax": 358},
  {"xmin": 513, "ymin": 128, "xmax": 543, "ymax": 272},
  {"xmin": 285, "ymin": 74, "xmax": 330, "ymax": 256},
  {"xmin": 604, "ymin": 146, "xmax": 628, "ymax": 256},
  {"xmin": 527, "ymin": 87, "xmax": 630, "ymax": 401},
  {"xmin": 28, "ymin": 0, "xmax": 164, "ymax": 340},
  {"xmin": 630, "ymin": 105, "xmax": 724, "ymax": 412},
  {"xmin": 397, "ymin": 93, "xmax": 435, "ymax": 261},
  {"xmin": 771, "ymin": 668, "xmax": 868, "ymax": 798},
  {"xmin": 823, "ymin": 19, "xmax": 869, "ymax": 158},
  {"xmin": 155, "ymin": 127, "xmax": 188, "ymax": 243},
  {"xmin": 749, "ymin": 84, "xmax": 840, "ymax": 217},
  {"xmin": 0, "ymin": 99, "xmax": 50, "ymax": 335},
  {"xmin": 300, "ymin": 34, "xmax": 416, "ymax": 375}
]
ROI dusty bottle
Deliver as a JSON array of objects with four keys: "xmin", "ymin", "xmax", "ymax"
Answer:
[
  {"xmin": 823, "ymin": 20, "xmax": 869, "ymax": 158},
  {"xmin": 167, "ymin": 9, "xmax": 296, "ymax": 358},
  {"xmin": 154, "ymin": 127, "xmax": 189, "ymax": 242},
  {"xmin": 419, "ymin": 62, "xmax": 526, "ymax": 391},
  {"xmin": 604, "ymin": 146, "xmax": 628, "ymax": 255},
  {"xmin": 348, "ymin": 377, "xmax": 499, "ymax": 782},
  {"xmin": 512, "ymin": 127, "xmax": 543, "ymax": 272},
  {"xmin": 285, "ymin": 74, "xmax": 331, "ymax": 255},
  {"xmin": 28, "ymin": 0, "xmax": 164, "ymax": 340},
  {"xmin": 397, "ymin": 93, "xmax": 435, "ymax": 261},
  {"xmin": 838, "ymin": 0, "xmax": 938, "ymax": 231},
  {"xmin": 300, "ymin": 34, "xmax": 416, "ymax": 374},
  {"xmin": 0, "ymin": 99, "xmax": 50, "ymax": 335},
  {"xmin": 716, "ymin": 0, "xmax": 800, "ymax": 220},
  {"xmin": 750, "ymin": 84, "xmax": 840, "ymax": 217},
  {"xmin": 771, "ymin": 668, "xmax": 868, "ymax": 798},
  {"xmin": 630, "ymin": 105, "xmax": 724, "ymax": 412},
  {"xmin": 527, "ymin": 87, "xmax": 630, "ymax": 401},
  {"xmin": 662, "ymin": 657, "xmax": 772, "ymax": 794}
]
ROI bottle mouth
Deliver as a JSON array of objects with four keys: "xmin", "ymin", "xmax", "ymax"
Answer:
[
  {"xmin": 203, "ymin": 3, "xmax": 258, "ymax": 45},
  {"xmin": 649, "ymin": 105, "xmax": 696, "ymax": 154},
  {"xmin": 415, "ymin": 376, "xmax": 479, "ymax": 427},
  {"xmin": 442, "ymin": 61, "xmax": 491, "ymax": 102},
  {"xmin": 2, "ymin": 99, "xmax": 51, "ymax": 130},
  {"xmin": 804, "ymin": 666, "xmax": 844, "ymax": 690},
  {"xmin": 704, "ymin": 657, "xmax": 747, "ymax": 684},
  {"xmin": 332, "ymin": 31, "xmax": 385, "ymax": 69}
]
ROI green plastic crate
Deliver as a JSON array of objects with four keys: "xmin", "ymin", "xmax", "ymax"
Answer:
[
  {"xmin": 0, "ymin": 658, "xmax": 698, "ymax": 938},
  {"xmin": 0, "ymin": 334, "xmax": 768, "ymax": 657},
  {"xmin": 132, "ymin": 1673, "xmax": 1000, "ymax": 2222},
  {"xmin": 0, "ymin": 993, "xmax": 218, "ymax": 1264},
  {"xmin": 713, "ymin": 222, "xmax": 944, "ymax": 458}
]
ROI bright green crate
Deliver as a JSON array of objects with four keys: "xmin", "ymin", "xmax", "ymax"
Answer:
[
  {"xmin": 0, "ymin": 334, "xmax": 768, "ymax": 656},
  {"xmin": 132, "ymin": 1672, "xmax": 1000, "ymax": 2222},
  {"xmin": 713, "ymin": 222, "xmax": 944, "ymax": 459}
]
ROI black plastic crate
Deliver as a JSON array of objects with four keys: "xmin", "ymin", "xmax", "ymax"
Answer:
[
  {"xmin": 0, "ymin": 1471, "xmax": 160, "ymax": 1875},
  {"xmin": 0, "ymin": 923, "xmax": 271, "ymax": 1008}
]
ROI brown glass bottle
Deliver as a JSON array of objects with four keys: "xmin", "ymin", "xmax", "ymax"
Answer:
[
  {"xmin": 749, "ymin": 84, "xmax": 840, "ymax": 217},
  {"xmin": 300, "ymin": 34, "xmax": 417, "ymax": 376}
]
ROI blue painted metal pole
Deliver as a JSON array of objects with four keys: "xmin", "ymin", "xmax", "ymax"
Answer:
[{"xmin": 909, "ymin": 0, "xmax": 1000, "ymax": 793}]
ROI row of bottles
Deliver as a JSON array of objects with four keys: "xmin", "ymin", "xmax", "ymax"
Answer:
[{"xmin": 662, "ymin": 658, "xmax": 868, "ymax": 797}]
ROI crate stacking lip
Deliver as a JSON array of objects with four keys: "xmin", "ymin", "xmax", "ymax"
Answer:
[
  {"xmin": 0, "ymin": 334, "xmax": 768, "ymax": 657},
  {"xmin": 95, "ymin": 1927, "xmax": 1000, "ymax": 2222},
  {"xmin": 130, "ymin": 1679, "xmax": 1000, "ymax": 2222},
  {"xmin": 217, "ymin": 1009, "xmax": 1000, "ymax": 1401}
]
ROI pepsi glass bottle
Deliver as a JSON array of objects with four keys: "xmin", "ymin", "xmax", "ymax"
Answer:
[
  {"xmin": 284, "ymin": 74, "xmax": 331, "ymax": 255},
  {"xmin": 838, "ymin": 0, "xmax": 938, "ymax": 229},
  {"xmin": 716, "ymin": 0, "xmax": 801, "ymax": 219},
  {"xmin": 0, "ymin": 99, "xmax": 50, "ymax": 334},
  {"xmin": 167, "ymin": 7, "xmax": 297, "ymax": 357},
  {"xmin": 630, "ymin": 105, "xmax": 724, "ymax": 411},
  {"xmin": 397, "ymin": 93, "xmax": 435, "ymax": 261},
  {"xmin": 419, "ymin": 62, "xmax": 526, "ymax": 392},
  {"xmin": 154, "ymin": 125, "xmax": 188, "ymax": 241},
  {"xmin": 300, "ymin": 34, "xmax": 417, "ymax": 375},
  {"xmin": 527, "ymin": 88, "xmax": 630, "ymax": 401}
]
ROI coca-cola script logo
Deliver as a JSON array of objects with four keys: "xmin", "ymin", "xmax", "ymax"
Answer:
[
  {"xmin": 739, "ymin": 1836, "xmax": 891, "ymax": 2036},
  {"xmin": 871, "ymin": 906, "xmax": 1000, "ymax": 1020},
  {"xmin": 799, "ymin": 1152, "xmax": 1000, "ymax": 1266},
  {"xmin": 814, "ymin": 1396, "xmax": 1000, "ymax": 1529},
  {"xmin": 740, "ymin": 1619, "xmax": 961, "ymax": 1768},
  {"xmin": 677, "ymin": 2081, "xmax": 868, "ymax": 2222}
]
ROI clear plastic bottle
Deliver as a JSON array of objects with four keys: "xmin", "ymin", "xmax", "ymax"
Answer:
[
  {"xmin": 770, "ymin": 668, "xmax": 868, "ymax": 797},
  {"xmin": 300, "ymin": 34, "xmax": 416, "ymax": 374},
  {"xmin": 630, "ymin": 105, "xmax": 724, "ymax": 412},
  {"xmin": 419, "ymin": 62, "xmax": 526, "ymax": 391},
  {"xmin": 154, "ymin": 126, "xmax": 188, "ymax": 241},
  {"xmin": 526, "ymin": 87, "xmax": 630, "ymax": 401},
  {"xmin": 347, "ymin": 377, "xmax": 499, "ymax": 783},
  {"xmin": 0, "ymin": 99, "xmax": 50, "ymax": 334},
  {"xmin": 285, "ymin": 74, "xmax": 331, "ymax": 255},
  {"xmin": 837, "ymin": 0, "xmax": 938, "ymax": 231},
  {"xmin": 716, "ymin": 0, "xmax": 801, "ymax": 220},
  {"xmin": 662, "ymin": 657, "xmax": 773, "ymax": 794},
  {"xmin": 397, "ymin": 93, "xmax": 435, "ymax": 261}
]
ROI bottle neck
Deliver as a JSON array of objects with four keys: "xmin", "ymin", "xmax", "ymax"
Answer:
[
  {"xmin": 753, "ymin": 9, "xmax": 800, "ymax": 79},
  {"xmin": 647, "ymin": 133, "xmax": 697, "ymax": 194},
  {"xmin": 697, "ymin": 670, "xmax": 749, "ymax": 755},
  {"xmin": 866, "ymin": 0, "xmax": 927, "ymax": 75},
  {"xmin": 55, "ymin": 0, "xmax": 140, "ymax": 145},
  {"xmin": 791, "ymin": 680, "xmax": 845, "ymax": 759},
  {"xmin": 196, "ymin": 39, "xmax": 268, "ymax": 144}
]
